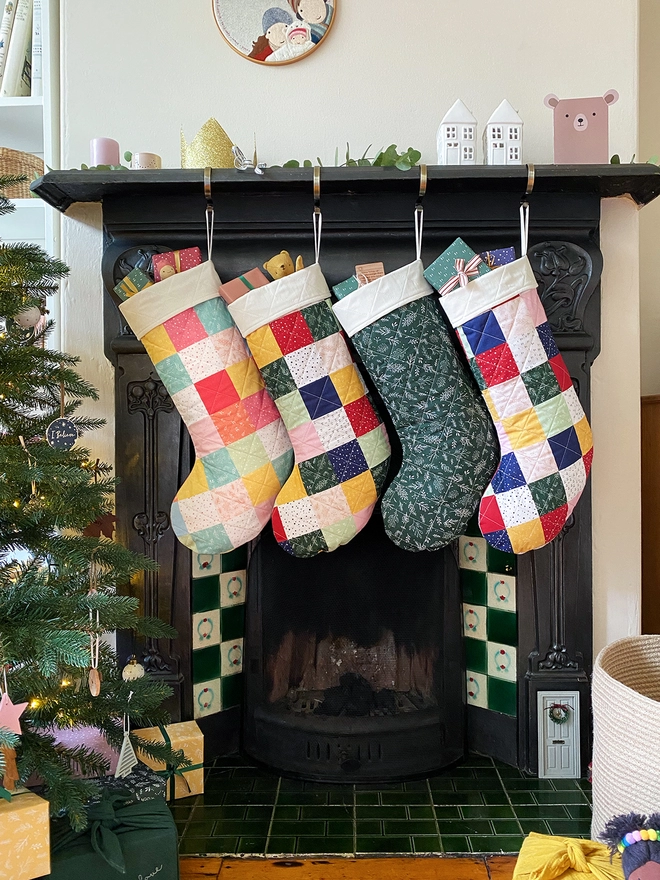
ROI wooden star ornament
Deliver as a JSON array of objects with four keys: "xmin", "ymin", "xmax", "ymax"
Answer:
[{"xmin": 0, "ymin": 692, "xmax": 28, "ymax": 735}]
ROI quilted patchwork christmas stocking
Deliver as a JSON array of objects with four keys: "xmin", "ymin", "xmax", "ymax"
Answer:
[
  {"xmin": 226, "ymin": 263, "xmax": 391, "ymax": 558},
  {"xmin": 438, "ymin": 253, "xmax": 593, "ymax": 554},
  {"xmin": 332, "ymin": 257, "xmax": 499, "ymax": 553},
  {"xmin": 120, "ymin": 261, "xmax": 293, "ymax": 555}
]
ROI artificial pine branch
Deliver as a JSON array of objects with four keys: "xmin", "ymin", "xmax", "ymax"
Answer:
[{"xmin": 0, "ymin": 180, "xmax": 183, "ymax": 828}]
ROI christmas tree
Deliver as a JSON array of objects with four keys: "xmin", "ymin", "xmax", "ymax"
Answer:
[{"xmin": 0, "ymin": 178, "xmax": 183, "ymax": 829}]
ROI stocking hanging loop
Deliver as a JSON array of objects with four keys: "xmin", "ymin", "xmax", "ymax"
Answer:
[
  {"xmin": 204, "ymin": 167, "xmax": 215, "ymax": 261},
  {"xmin": 519, "ymin": 163, "xmax": 534, "ymax": 256},
  {"xmin": 415, "ymin": 164, "xmax": 427, "ymax": 261},
  {"xmin": 313, "ymin": 166, "xmax": 322, "ymax": 264}
]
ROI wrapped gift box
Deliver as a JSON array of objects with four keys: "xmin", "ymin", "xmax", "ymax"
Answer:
[
  {"xmin": 113, "ymin": 267, "xmax": 153, "ymax": 301},
  {"xmin": 152, "ymin": 247, "xmax": 202, "ymax": 282},
  {"xmin": 133, "ymin": 720, "xmax": 203, "ymax": 800},
  {"xmin": 481, "ymin": 246, "xmax": 517, "ymax": 268},
  {"xmin": 48, "ymin": 795, "xmax": 179, "ymax": 880},
  {"xmin": 0, "ymin": 791, "xmax": 50, "ymax": 880},
  {"xmin": 90, "ymin": 763, "xmax": 166, "ymax": 805},
  {"xmin": 219, "ymin": 267, "xmax": 269, "ymax": 304}
]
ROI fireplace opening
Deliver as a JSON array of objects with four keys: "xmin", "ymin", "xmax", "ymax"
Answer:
[{"xmin": 243, "ymin": 514, "xmax": 465, "ymax": 782}]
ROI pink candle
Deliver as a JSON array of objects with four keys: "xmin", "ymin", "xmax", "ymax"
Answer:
[{"xmin": 90, "ymin": 137, "xmax": 120, "ymax": 166}]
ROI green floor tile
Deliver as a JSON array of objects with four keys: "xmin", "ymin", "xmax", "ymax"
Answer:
[
  {"xmin": 404, "ymin": 780, "xmax": 432, "ymax": 791},
  {"xmin": 179, "ymin": 836, "xmax": 238, "ymax": 855},
  {"xmin": 412, "ymin": 836, "xmax": 442, "ymax": 853},
  {"xmin": 436, "ymin": 767, "xmax": 477, "ymax": 778},
  {"xmin": 301, "ymin": 805, "xmax": 352, "ymax": 819},
  {"xmin": 213, "ymin": 820, "xmax": 269, "ymax": 837},
  {"xmin": 514, "ymin": 805, "xmax": 569, "ymax": 819},
  {"xmin": 454, "ymin": 778, "xmax": 504, "ymax": 791},
  {"xmin": 328, "ymin": 791, "xmax": 355, "ymax": 806},
  {"xmin": 236, "ymin": 836, "xmax": 266, "ymax": 853},
  {"xmin": 547, "ymin": 819, "xmax": 593, "ymax": 836},
  {"xmin": 355, "ymin": 820, "xmax": 383, "ymax": 836},
  {"xmin": 434, "ymin": 807, "xmax": 462, "ymax": 821},
  {"xmin": 519, "ymin": 819, "xmax": 551, "ymax": 834},
  {"xmin": 464, "ymin": 638, "xmax": 488, "ymax": 674},
  {"xmin": 487, "ymin": 546, "xmax": 516, "ymax": 576},
  {"xmin": 470, "ymin": 835, "xmax": 524, "ymax": 853},
  {"xmin": 533, "ymin": 791, "xmax": 589, "ymax": 805},
  {"xmin": 192, "ymin": 575, "xmax": 220, "ymax": 613},
  {"xmin": 487, "ymin": 608, "xmax": 518, "ymax": 646},
  {"xmin": 496, "ymin": 767, "xmax": 524, "ymax": 778},
  {"xmin": 491, "ymin": 820, "xmax": 523, "ymax": 835},
  {"xmin": 461, "ymin": 571, "xmax": 488, "ymax": 605},
  {"xmin": 427, "ymin": 778, "xmax": 455, "ymax": 792},
  {"xmin": 383, "ymin": 819, "xmax": 437, "ymax": 835},
  {"xmin": 461, "ymin": 805, "xmax": 514, "ymax": 819},
  {"xmin": 437, "ymin": 819, "xmax": 493, "ymax": 835},
  {"xmin": 204, "ymin": 775, "xmax": 253, "ymax": 792},
  {"xmin": 279, "ymin": 778, "xmax": 306, "ymax": 791},
  {"xmin": 356, "ymin": 836, "xmax": 413, "ymax": 854},
  {"xmin": 504, "ymin": 792, "xmax": 537, "ymax": 805},
  {"xmin": 273, "ymin": 806, "xmax": 301, "ymax": 820},
  {"xmin": 185, "ymin": 820, "xmax": 215, "ymax": 836},
  {"xmin": 577, "ymin": 779, "xmax": 592, "ymax": 790},
  {"xmin": 278, "ymin": 792, "xmax": 329, "ymax": 806},
  {"xmin": 356, "ymin": 805, "xmax": 407, "ymax": 819},
  {"xmin": 355, "ymin": 791, "xmax": 380, "ymax": 805},
  {"xmin": 504, "ymin": 778, "xmax": 555, "ymax": 791},
  {"xmin": 380, "ymin": 791, "xmax": 431, "ymax": 805},
  {"xmin": 169, "ymin": 805, "xmax": 194, "ymax": 819},
  {"xmin": 327, "ymin": 820, "xmax": 354, "ymax": 836},
  {"xmin": 565, "ymin": 804, "xmax": 593, "ymax": 819},
  {"xmin": 192, "ymin": 645, "xmax": 221, "ymax": 684},
  {"xmin": 245, "ymin": 806, "xmax": 274, "ymax": 820},
  {"xmin": 482, "ymin": 791, "xmax": 511, "ymax": 805},
  {"xmin": 270, "ymin": 820, "xmax": 325, "ymax": 837},
  {"xmin": 408, "ymin": 806, "xmax": 436, "ymax": 819},
  {"xmin": 297, "ymin": 837, "xmax": 354, "ymax": 854},
  {"xmin": 223, "ymin": 791, "xmax": 276, "ymax": 805},
  {"xmin": 550, "ymin": 778, "xmax": 583, "ymax": 790},
  {"xmin": 433, "ymin": 791, "xmax": 485, "ymax": 806},
  {"xmin": 441, "ymin": 835, "xmax": 471, "ymax": 853},
  {"xmin": 265, "ymin": 837, "xmax": 295, "ymax": 854}
]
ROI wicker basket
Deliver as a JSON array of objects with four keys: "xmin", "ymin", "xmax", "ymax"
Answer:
[
  {"xmin": 591, "ymin": 635, "xmax": 660, "ymax": 839},
  {"xmin": 0, "ymin": 147, "xmax": 44, "ymax": 199}
]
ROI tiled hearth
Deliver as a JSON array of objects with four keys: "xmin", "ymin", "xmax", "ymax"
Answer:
[{"xmin": 173, "ymin": 753, "xmax": 591, "ymax": 857}]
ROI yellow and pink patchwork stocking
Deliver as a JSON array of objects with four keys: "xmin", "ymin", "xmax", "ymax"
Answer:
[
  {"xmin": 120, "ymin": 261, "xmax": 293, "ymax": 555},
  {"xmin": 226, "ymin": 263, "xmax": 391, "ymax": 558}
]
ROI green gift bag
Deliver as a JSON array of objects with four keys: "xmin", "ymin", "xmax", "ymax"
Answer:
[{"xmin": 46, "ymin": 792, "xmax": 179, "ymax": 879}]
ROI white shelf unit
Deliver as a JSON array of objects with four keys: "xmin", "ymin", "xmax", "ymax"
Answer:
[{"xmin": 0, "ymin": 0, "xmax": 60, "ymax": 334}]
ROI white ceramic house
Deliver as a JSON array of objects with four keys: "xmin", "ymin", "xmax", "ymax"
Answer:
[
  {"xmin": 483, "ymin": 99, "xmax": 523, "ymax": 165},
  {"xmin": 437, "ymin": 99, "xmax": 477, "ymax": 165}
]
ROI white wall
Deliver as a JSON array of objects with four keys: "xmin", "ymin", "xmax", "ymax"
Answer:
[{"xmin": 59, "ymin": 0, "xmax": 641, "ymax": 653}]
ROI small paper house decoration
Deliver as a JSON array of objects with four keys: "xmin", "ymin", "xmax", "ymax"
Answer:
[
  {"xmin": 437, "ymin": 99, "xmax": 477, "ymax": 165},
  {"xmin": 483, "ymin": 100, "xmax": 523, "ymax": 165}
]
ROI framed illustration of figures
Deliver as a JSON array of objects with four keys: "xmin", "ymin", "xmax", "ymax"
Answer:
[{"xmin": 213, "ymin": 0, "xmax": 335, "ymax": 65}]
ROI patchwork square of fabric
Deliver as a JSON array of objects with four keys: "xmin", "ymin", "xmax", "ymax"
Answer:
[
  {"xmin": 226, "ymin": 432, "xmax": 270, "ymax": 475},
  {"xmin": 507, "ymin": 518, "xmax": 545, "ymax": 555},
  {"xmin": 314, "ymin": 334, "xmax": 354, "ymax": 374},
  {"xmin": 211, "ymin": 326, "xmax": 249, "ymax": 369},
  {"xmin": 528, "ymin": 472, "xmax": 568, "ymax": 517},
  {"xmin": 474, "ymin": 343, "xmax": 520, "ymax": 387},
  {"xmin": 175, "ymin": 461, "xmax": 209, "ymax": 500},
  {"xmin": 287, "ymin": 421, "xmax": 326, "ymax": 462},
  {"xmin": 287, "ymin": 530, "xmax": 328, "ymax": 556},
  {"xmin": 187, "ymin": 416, "xmax": 224, "ymax": 457},
  {"xmin": 171, "ymin": 384, "xmax": 209, "ymax": 425},
  {"xmin": 211, "ymin": 479, "xmax": 255, "ymax": 520},
  {"xmin": 195, "ymin": 370, "xmax": 240, "ymax": 413},
  {"xmin": 494, "ymin": 484, "xmax": 539, "ymax": 528},
  {"xmin": 241, "ymin": 462, "xmax": 280, "ymax": 506},
  {"xmin": 224, "ymin": 509, "xmax": 262, "ymax": 547},
  {"xmin": 179, "ymin": 492, "xmax": 224, "ymax": 533},
  {"xmin": 480, "ymin": 493, "xmax": 506, "ymax": 534},
  {"xmin": 156, "ymin": 353, "xmax": 193, "ymax": 396},
  {"xmin": 259, "ymin": 356, "xmax": 299, "ymax": 400},
  {"xmin": 257, "ymin": 420, "xmax": 293, "ymax": 461},
  {"xmin": 193, "ymin": 298, "xmax": 235, "ymax": 336},
  {"xmin": 298, "ymin": 453, "xmax": 338, "ymax": 495},
  {"xmin": 341, "ymin": 470, "xmax": 377, "ymax": 514},
  {"xmin": 245, "ymin": 324, "xmax": 283, "ymax": 369},
  {"xmin": 203, "ymin": 447, "xmax": 242, "ymax": 489},
  {"xmin": 142, "ymin": 323, "xmax": 177, "ymax": 364},
  {"xmin": 322, "ymin": 516, "xmax": 358, "ymax": 549},
  {"xmin": 344, "ymin": 395, "xmax": 381, "ymax": 437},
  {"xmin": 299, "ymin": 376, "xmax": 343, "ymax": 419},
  {"xmin": 515, "ymin": 439, "xmax": 560, "ymax": 484},
  {"xmin": 313, "ymin": 408, "xmax": 356, "ymax": 451},
  {"xmin": 491, "ymin": 452, "xmax": 527, "ymax": 494},
  {"xmin": 540, "ymin": 505, "xmax": 569, "ymax": 542},
  {"xmin": 357, "ymin": 424, "xmax": 391, "ymax": 469},
  {"xmin": 507, "ymin": 329, "xmax": 548, "ymax": 374},
  {"xmin": 500, "ymin": 407, "xmax": 545, "ymax": 451},
  {"xmin": 241, "ymin": 388, "xmax": 280, "ymax": 430},
  {"xmin": 548, "ymin": 426, "xmax": 583, "ymax": 470},
  {"xmin": 462, "ymin": 311, "xmax": 507, "ymax": 356},
  {"xmin": 330, "ymin": 364, "xmax": 367, "ymax": 406},
  {"xmin": 213, "ymin": 400, "xmax": 255, "ymax": 445},
  {"xmin": 275, "ymin": 466, "xmax": 308, "ymax": 504},
  {"xmin": 467, "ymin": 356, "xmax": 488, "ymax": 391},
  {"xmin": 536, "ymin": 321, "xmax": 560, "ymax": 360},
  {"xmin": 278, "ymin": 496, "xmax": 318, "ymax": 539},
  {"xmin": 562, "ymin": 386, "xmax": 586, "ymax": 425},
  {"xmin": 163, "ymin": 308, "xmax": 207, "ymax": 349},
  {"xmin": 534, "ymin": 394, "xmax": 574, "ymax": 439},
  {"xmin": 522, "ymin": 362, "xmax": 562, "ymax": 407},
  {"xmin": 284, "ymin": 344, "xmax": 327, "ymax": 387},
  {"xmin": 560, "ymin": 457, "xmax": 588, "ymax": 502},
  {"xmin": 269, "ymin": 310, "xmax": 315, "ymax": 355},
  {"xmin": 327, "ymin": 439, "xmax": 369, "ymax": 482},
  {"xmin": 300, "ymin": 301, "xmax": 340, "ymax": 341},
  {"xmin": 276, "ymin": 388, "xmax": 312, "ymax": 431},
  {"xmin": 487, "ymin": 375, "xmax": 533, "ymax": 421},
  {"xmin": 225, "ymin": 357, "xmax": 264, "ymax": 400},
  {"xmin": 574, "ymin": 416, "xmax": 593, "ymax": 455},
  {"xmin": 549, "ymin": 354, "xmax": 574, "ymax": 392},
  {"xmin": 309, "ymin": 484, "xmax": 352, "ymax": 527}
]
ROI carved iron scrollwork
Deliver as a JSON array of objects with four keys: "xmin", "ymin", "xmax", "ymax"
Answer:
[
  {"xmin": 127, "ymin": 377, "xmax": 175, "ymax": 672},
  {"xmin": 528, "ymin": 241, "xmax": 599, "ymax": 334}
]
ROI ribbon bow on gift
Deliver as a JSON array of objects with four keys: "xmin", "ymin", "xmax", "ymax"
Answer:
[
  {"xmin": 513, "ymin": 833, "xmax": 624, "ymax": 880},
  {"xmin": 152, "ymin": 723, "xmax": 202, "ymax": 801},
  {"xmin": 437, "ymin": 255, "xmax": 483, "ymax": 297}
]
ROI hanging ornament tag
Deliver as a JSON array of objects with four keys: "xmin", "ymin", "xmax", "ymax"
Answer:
[
  {"xmin": 46, "ymin": 417, "xmax": 78, "ymax": 450},
  {"xmin": 122, "ymin": 656, "xmax": 145, "ymax": 682},
  {"xmin": 115, "ymin": 691, "xmax": 138, "ymax": 778},
  {"xmin": 88, "ymin": 667, "xmax": 102, "ymax": 697},
  {"xmin": 0, "ymin": 670, "xmax": 27, "ymax": 736}
]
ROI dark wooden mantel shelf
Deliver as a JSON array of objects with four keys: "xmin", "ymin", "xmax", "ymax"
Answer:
[{"xmin": 31, "ymin": 164, "xmax": 660, "ymax": 213}]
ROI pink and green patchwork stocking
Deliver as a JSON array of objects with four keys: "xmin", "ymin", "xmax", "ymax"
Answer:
[
  {"xmin": 226, "ymin": 263, "xmax": 391, "ymax": 558},
  {"xmin": 120, "ymin": 261, "xmax": 293, "ymax": 555},
  {"xmin": 437, "ymin": 251, "xmax": 593, "ymax": 554}
]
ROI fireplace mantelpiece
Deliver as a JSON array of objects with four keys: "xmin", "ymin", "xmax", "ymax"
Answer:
[{"xmin": 32, "ymin": 165, "xmax": 660, "ymax": 772}]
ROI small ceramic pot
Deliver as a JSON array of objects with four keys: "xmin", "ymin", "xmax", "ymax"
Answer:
[{"xmin": 131, "ymin": 152, "xmax": 162, "ymax": 169}]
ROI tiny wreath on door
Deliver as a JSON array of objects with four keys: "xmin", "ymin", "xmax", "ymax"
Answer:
[{"xmin": 212, "ymin": 0, "xmax": 335, "ymax": 65}]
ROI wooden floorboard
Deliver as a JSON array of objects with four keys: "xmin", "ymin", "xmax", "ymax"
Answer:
[{"xmin": 180, "ymin": 856, "xmax": 517, "ymax": 880}]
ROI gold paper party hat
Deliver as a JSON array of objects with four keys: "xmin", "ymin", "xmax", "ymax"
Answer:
[{"xmin": 181, "ymin": 118, "xmax": 235, "ymax": 168}]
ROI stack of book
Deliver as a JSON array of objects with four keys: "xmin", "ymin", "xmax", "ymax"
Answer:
[{"xmin": 0, "ymin": 0, "xmax": 42, "ymax": 98}]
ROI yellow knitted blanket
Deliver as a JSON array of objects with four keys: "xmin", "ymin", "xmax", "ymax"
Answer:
[{"xmin": 513, "ymin": 833, "xmax": 624, "ymax": 880}]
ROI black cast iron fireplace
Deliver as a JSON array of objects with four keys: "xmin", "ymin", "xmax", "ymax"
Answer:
[{"xmin": 243, "ymin": 515, "xmax": 463, "ymax": 781}]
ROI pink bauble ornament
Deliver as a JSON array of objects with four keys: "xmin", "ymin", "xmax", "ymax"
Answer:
[{"xmin": 14, "ymin": 306, "xmax": 42, "ymax": 329}]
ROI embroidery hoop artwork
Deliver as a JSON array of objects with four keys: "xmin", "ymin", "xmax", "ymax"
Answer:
[{"xmin": 213, "ymin": 0, "xmax": 335, "ymax": 65}]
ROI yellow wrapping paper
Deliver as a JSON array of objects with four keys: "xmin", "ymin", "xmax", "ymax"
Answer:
[
  {"xmin": 513, "ymin": 832, "xmax": 624, "ymax": 880},
  {"xmin": 0, "ymin": 791, "xmax": 50, "ymax": 880},
  {"xmin": 134, "ymin": 720, "xmax": 204, "ymax": 800}
]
